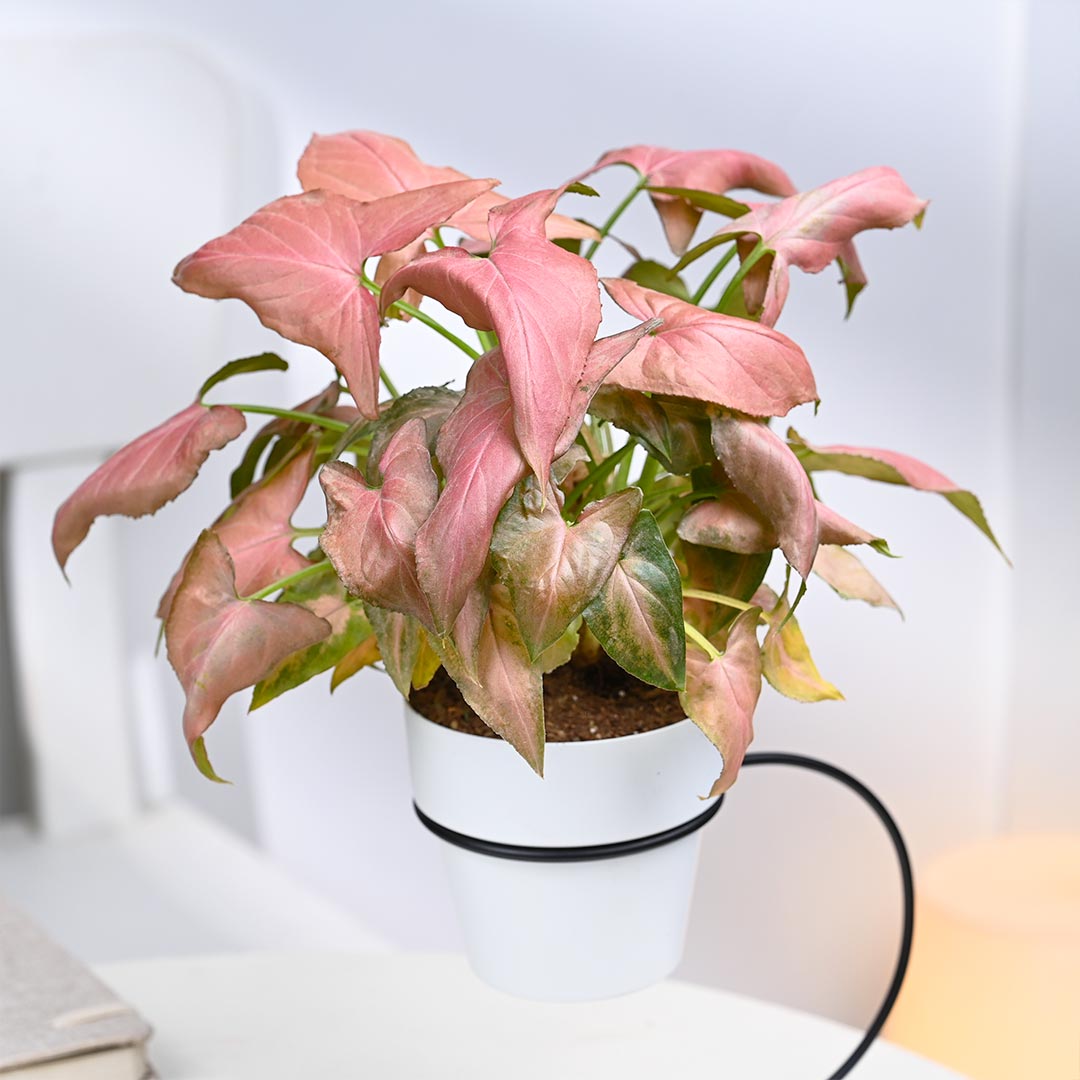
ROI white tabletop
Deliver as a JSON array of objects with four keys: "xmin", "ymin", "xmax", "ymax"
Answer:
[{"xmin": 97, "ymin": 953, "xmax": 966, "ymax": 1080}]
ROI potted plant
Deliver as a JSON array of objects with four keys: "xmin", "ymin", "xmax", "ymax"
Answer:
[{"xmin": 52, "ymin": 130, "xmax": 1000, "ymax": 1002}]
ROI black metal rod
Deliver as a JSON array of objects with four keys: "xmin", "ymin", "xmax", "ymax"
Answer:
[
  {"xmin": 742, "ymin": 752, "xmax": 915, "ymax": 1079},
  {"xmin": 413, "ymin": 792, "xmax": 724, "ymax": 863}
]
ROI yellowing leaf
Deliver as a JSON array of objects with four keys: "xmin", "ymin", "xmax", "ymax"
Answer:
[{"xmin": 755, "ymin": 586, "xmax": 843, "ymax": 703}]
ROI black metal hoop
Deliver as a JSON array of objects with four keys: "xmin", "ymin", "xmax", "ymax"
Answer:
[{"xmin": 413, "ymin": 792, "xmax": 724, "ymax": 863}]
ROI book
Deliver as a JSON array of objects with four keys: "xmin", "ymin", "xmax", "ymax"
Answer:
[{"xmin": 0, "ymin": 895, "xmax": 152, "ymax": 1078}]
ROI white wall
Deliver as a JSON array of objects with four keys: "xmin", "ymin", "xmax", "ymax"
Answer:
[{"xmin": 3, "ymin": 0, "xmax": 1075, "ymax": 1028}]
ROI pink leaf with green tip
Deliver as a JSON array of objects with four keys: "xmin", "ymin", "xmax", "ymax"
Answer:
[
  {"xmin": 298, "ymin": 129, "xmax": 596, "ymax": 244},
  {"xmin": 703, "ymin": 167, "xmax": 927, "ymax": 325},
  {"xmin": 172, "ymin": 179, "xmax": 497, "ymax": 418},
  {"xmin": 380, "ymin": 187, "xmax": 603, "ymax": 488},
  {"xmin": 590, "ymin": 145, "xmax": 795, "ymax": 254},
  {"xmin": 678, "ymin": 491, "xmax": 887, "ymax": 555},
  {"xmin": 165, "ymin": 531, "xmax": 330, "ymax": 779},
  {"xmin": 319, "ymin": 418, "xmax": 439, "ymax": 625},
  {"xmin": 602, "ymin": 278, "xmax": 817, "ymax": 416},
  {"xmin": 53, "ymin": 402, "xmax": 246, "ymax": 572},
  {"xmin": 710, "ymin": 415, "xmax": 819, "ymax": 578},
  {"xmin": 491, "ymin": 487, "xmax": 643, "ymax": 658},
  {"xmin": 788, "ymin": 429, "xmax": 1004, "ymax": 557},
  {"xmin": 679, "ymin": 607, "xmax": 763, "ymax": 796},
  {"xmin": 435, "ymin": 584, "xmax": 546, "ymax": 774},
  {"xmin": 812, "ymin": 546, "xmax": 901, "ymax": 614},
  {"xmin": 158, "ymin": 446, "xmax": 316, "ymax": 620}
]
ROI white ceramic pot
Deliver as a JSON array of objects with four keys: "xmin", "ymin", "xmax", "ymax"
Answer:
[{"xmin": 404, "ymin": 704, "xmax": 723, "ymax": 1002}]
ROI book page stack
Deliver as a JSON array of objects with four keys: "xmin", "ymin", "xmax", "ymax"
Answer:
[{"xmin": 0, "ymin": 896, "xmax": 152, "ymax": 1079}]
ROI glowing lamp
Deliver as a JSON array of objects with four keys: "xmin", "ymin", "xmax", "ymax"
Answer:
[{"xmin": 885, "ymin": 833, "xmax": 1080, "ymax": 1079}]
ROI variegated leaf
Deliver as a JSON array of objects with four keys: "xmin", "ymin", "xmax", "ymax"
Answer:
[{"xmin": 583, "ymin": 509, "xmax": 685, "ymax": 691}]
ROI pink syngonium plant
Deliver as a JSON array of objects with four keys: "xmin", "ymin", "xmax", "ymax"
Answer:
[{"xmin": 53, "ymin": 130, "xmax": 1003, "ymax": 789}]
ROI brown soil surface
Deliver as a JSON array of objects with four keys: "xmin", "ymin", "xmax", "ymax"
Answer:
[{"xmin": 410, "ymin": 656, "xmax": 686, "ymax": 741}]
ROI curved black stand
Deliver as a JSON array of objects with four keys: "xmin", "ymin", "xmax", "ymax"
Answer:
[{"xmin": 742, "ymin": 752, "xmax": 915, "ymax": 1079}]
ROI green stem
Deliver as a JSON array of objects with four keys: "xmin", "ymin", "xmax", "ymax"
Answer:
[
  {"xmin": 380, "ymin": 367, "xmax": 401, "ymax": 398},
  {"xmin": 291, "ymin": 526, "xmax": 324, "ymax": 538},
  {"xmin": 613, "ymin": 444, "xmax": 635, "ymax": 489},
  {"xmin": 476, "ymin": 329, "xmax": 498, "ymax": 353},
  {"xmin": 364, "ymin": 275, "xmax": 480, "ymax": 360},
  {"xmin": 636, "ymin": 454, "xmax": 661, "ymax": 492},
  {"xmin": 224, "ymin": 404, "xmax": 349, "ymax": 432},
  {"xmin": 245, "ymin": 561, "xmax": 328, "ymax": 601},
  {"xmin": 682, "ymin": 587, "xmax": 754, "ymax": 612},
  {"xmin": 714, "ymin": 240, "xmax": 768, "ymax": 315},
  {"xmin": 683, "ymin": 621, "xmax": 721, "ymax": 661},
  {"xmin": 431, "ymin": 228, "xmax": 446, "ymax": 249},
  {"xmin": 690, "ymin": 243, "xmax": 738, "ymax": 305},
  {"xmin": 583, "ymin": 176, "xmax": 647, "ymax": 261},
  {"xmin": 566, "ymin": 442, "xmax": 634, "ymax": 512}
]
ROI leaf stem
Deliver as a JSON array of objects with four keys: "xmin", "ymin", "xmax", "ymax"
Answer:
[
  {"xmin": 682, "ymin": 587, "xmax": 754, "ymax": 612},
  {"xmin": 636, "ymin": 454, "xmax": 661, "ymax": 492},
  {"xmin": 583, "ymin": 176, "xmax": 647, "ymax": 261},
  {"xmin": 364, "ymin": 275, "xmax": 480, "ymax": 360},
  {"xmin": 223, "ymin": 404, "xmax": 350, "ymax": 431},
  {"xmin": 380, "ymin": 367, "xmax": 401, "ymax": 398},
  {"xmin": 565, "ymin": 442, "xmax": 634, "ymax": 513},
  {"xmin": 683, "ymin": 621, "xmax": 721, "ymax": 661},
  {"xmin": 714, "ymin": 240, "xmax": 768, "ymax": 315},
  {"xmin": 245, "ymin": 561, "xmax": 329, "ymax": 601},
  {"xmin": 690, "ymin": 243, "xmax": 738, "ymax": 305}
]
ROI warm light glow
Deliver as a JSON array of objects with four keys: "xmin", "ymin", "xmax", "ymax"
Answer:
[{"xmin": 885, "ymin": 834, "xmax": 1080, "ymax": 1080}]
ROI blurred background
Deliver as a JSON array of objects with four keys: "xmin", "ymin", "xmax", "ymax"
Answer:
[{"xmin": 0, "ymin": 0, "xmax": 1076, "ymax": 1071}]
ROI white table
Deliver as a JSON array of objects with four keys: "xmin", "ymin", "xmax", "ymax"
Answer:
[{"xmin": 97, "ymin": 953, "xmax": 966, "ymax": 1079}]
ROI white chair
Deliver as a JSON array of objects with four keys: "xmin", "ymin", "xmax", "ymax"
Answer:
[{"xmin": 0, "ymin": 33, "xmax": 387, "ymax": 962}]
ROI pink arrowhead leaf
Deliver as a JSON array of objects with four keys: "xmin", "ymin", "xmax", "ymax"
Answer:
[
  {"xmin": 678, "ymin": 491, "xmax": 889, "ymax": 555},
  {"xmin": 704, "ymin": 167, "xmax": 927, "ymax": 326},
  {"xmin": 319, "ymin": 418, "xmax": 438, "ymax": 626},
  {"xmin": 298, "ymin": 129, "xmax": 596, "ymax": 244},
  {"xmin": 679, "ymin": 607, "xmax": 763, "ymax": 796},
  {"xmin": 710, "ymin": 415, "xmax": 819, "ymax": 579},
  {"xmin": 158, "ymin": 445, "xmax": 316, "ymax": 621},
  {"xmin": 53, "ymin": 402, "xmax": 246, "ymax": 572},
  {"xmin": 172, "ymin": 178, "xmax": 497, "ymax": 418},
  {"xmin": 754, "ymin": 585, "xmax": 843, "ymax": 703},
  {"xmin": 490, "ymin": 487, "xmax": 643, "ymax": 658},
  {"xmin": 590, "ymin": 145, "xmax": 796, "ymax": 254},
  {"xmin": 602, "ymin": 278, "xmax": 817, "ymax": 416},
  {"xmin": 414, "ymin": 348, "xmax": 529, "ymax": 633},
  {"xmin": 435, "ymin": 584, "xmax": 546, "ymax": 774},
  {"xmin": 788, "ymin": 429, "xmax": 1004, "ymax": 557},
  {"xmin": 812, "ymin": 545, "xmax": 901, "ymax": 614},
  {"xmin": 380, "ymin": 187, "xmax": 603, "ymax": 488},
  {"xmin": 165, "ymin": 531, "xmax": 330, "ymax": 779}
]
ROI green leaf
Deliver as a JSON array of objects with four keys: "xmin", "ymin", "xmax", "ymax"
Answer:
[
  {"xmin": 229, "ymin": 429, "xmax": 278, "ymax": 499},
  {"xmin": 537, "ymin": 618, "xmax": 581, "ymax": 674},
  {"xmin": 199, "ymin": 353, "xmax": 289, "ymax": 402},
  {"xmin": 645, "ymin": 185, "xmax": 751, "ymax": 220},
  {"xmin": 364, "ymin": 386, "xmax": 460, "ymax": 483},
  {"xmin": 589, "ymin": 387, "xmax": 712, "ymax": 475},
  {"xmin": 622, "ymin": 259, "xmax": 691, "ymax": 302},
  {"xmin": 565, "ymin": 182, "xmax": 600, "ymax": 197},
  {"xmin": 191, "ymin": 736, "xmax": 230, "ymax": 784},
  {"xmin": 366, "ymin": 605, "xmax": 422, "ymax": 698},
  {"xmin": 584, "ymin": 510, "xmax": 686, "ymax": 691},
  {"xmin": 250, "ymin": 568, "xmax": 374, "ymax": 709},
  {"xmin": 553, "ymin": 237, "xmax": 583, "ymax": 255},
  {"xmin": 682, "ymin": 544, "xmax": 772, "ymax": 638}
]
